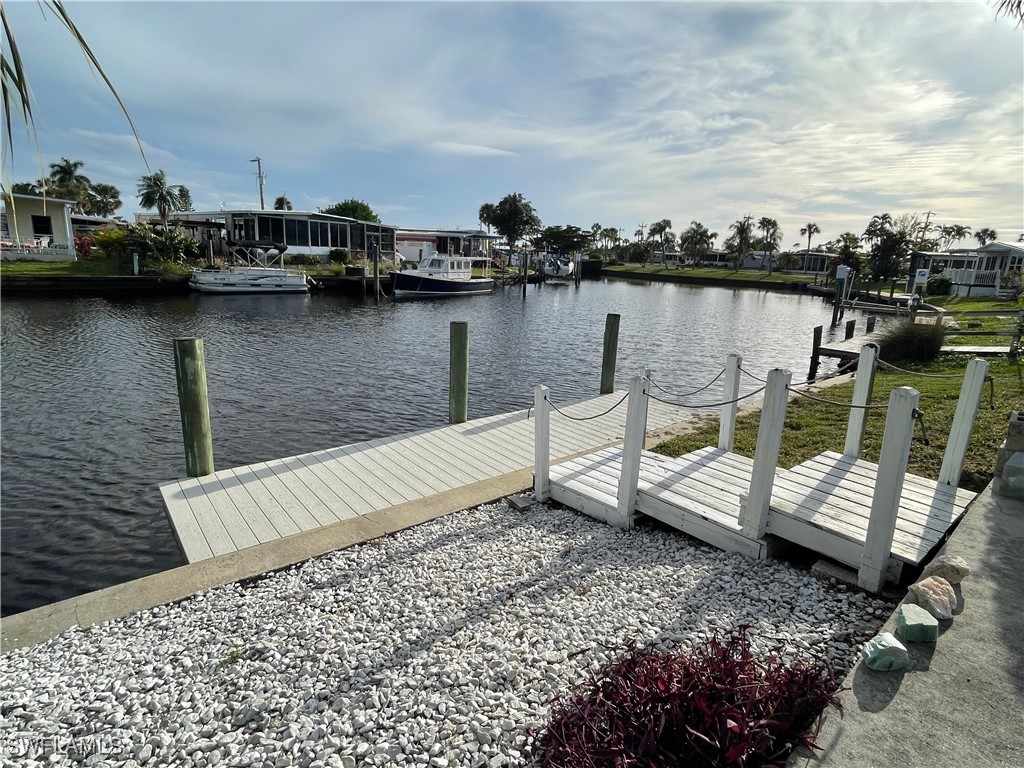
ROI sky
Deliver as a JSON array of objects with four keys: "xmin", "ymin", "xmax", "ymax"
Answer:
[{"xmin": 4, "ymin": 0, "xmax": 1023, "ymax": 248}]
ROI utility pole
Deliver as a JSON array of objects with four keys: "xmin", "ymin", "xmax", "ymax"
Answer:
[{"xmin": 249, "ymin": 156, "xmax": 266, "ymax": 210}]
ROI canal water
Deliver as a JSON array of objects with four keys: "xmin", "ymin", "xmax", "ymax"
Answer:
[{"xmin": 1, "ymin": 278, "xmax": 855, "ymax": 616}]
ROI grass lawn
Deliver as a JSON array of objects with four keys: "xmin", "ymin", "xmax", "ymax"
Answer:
[
  {"xmin": 652, "ymin": 355, "xmax": 1023, "ymax": 493},
  {"xmin": 603, "ymin": 264, "xmax": 818, "ymax": 284},
  {"xmin": 929, "ymin": 295, "xmax": 1024, "ymax": 313},
  {"xmin": 0, "ymin": 257, "xmax": 126, "ymax": 276}
]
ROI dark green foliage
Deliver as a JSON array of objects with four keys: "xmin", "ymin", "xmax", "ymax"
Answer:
[
  {"xmin": 535, "ymin": 628, "xmax": 840, "ymax": 767},
  {"xmin": 320, "ymin": 199, "xmax": 380, "ymax": 223},
  {"xmin": 329, "ymin": 248, "xmax": 351, "ymax": 264},
  {"xmin": 877, "ymin": 320, "xmax": 946, "ymax": 361},
  {"xmin": 926, "ymin": 275, "xmax": 952, "ymax": 296},
  {"xmin": 286, "ymin": 253, "xmax": 320, "ymax": 266},
  {"xmin": 489, "ymin": 192, "xmax": 542, "ymax": 255}
]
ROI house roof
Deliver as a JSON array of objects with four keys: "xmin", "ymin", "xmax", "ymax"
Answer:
[
  {"xmin": 154, "ymin": 209, "xmax": 396, "ymax": 229},
  {"xmin": 981, "ymin": 240, "xmax": 1024, "ymax": 253},
  {"xmin": 5, "ymin": 192, "xmax": 77, "ymax": 206}
]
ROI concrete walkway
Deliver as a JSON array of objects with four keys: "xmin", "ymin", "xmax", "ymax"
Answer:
[{"xmin": 788, "ymin": 485, "xmax": 1024, "ymax": 768}]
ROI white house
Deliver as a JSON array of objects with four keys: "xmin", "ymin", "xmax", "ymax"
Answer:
[
  {"xmin": 1, "ymin": 194, "xmax": 76, "ymax": 261},
  {"xmin": 911, "ymin": 241, "xmax": 1024, "ymax": 297},
  {"xmin": 396, "ymin": 228, "xmax": 499, "ymax": 265}
]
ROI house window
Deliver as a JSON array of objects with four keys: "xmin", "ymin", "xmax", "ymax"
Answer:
[
  {"xmin": 284, "ymin": 218, "xmax": 309, "ymax": 247},
  {"xmin": 31, "ymin": 215, "xmax": 54, "ymax": 236}
]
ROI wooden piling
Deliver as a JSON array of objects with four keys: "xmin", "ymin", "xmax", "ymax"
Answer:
[
  {"xmin": 173, "ymin": 337, "xmax": 215, "ymax": 477},
  {"xmin": 938, "ymin": 358, "xmax": 990, "ymax": 487},
  {"xmin": 449, "ymin": 321, "xmax": 469, "ymax": 424},
  {"xmin": 741, "ymin": 368, "xmax": 792, "ymax": 540},
  {"xmin": 831, "ymin": 277, "xmax": 844, "ymax": 326},
  {"xmin": 600, "ymin": 313, "xmax": 621, "ymax": 394},
  {"xmin": 845, "ymin": 318, "xmax": 856, "ymax": 340},
  {"xmin": 807, "ymin": 325, "xmax": 823, "ymax": 382},
  {"xmin": 866, "ymin": 315, "xmax": 877, "ymax": 333},
  {"xmin": 718, "ymin": 354, "xmax": 742, "ymax": 451}
]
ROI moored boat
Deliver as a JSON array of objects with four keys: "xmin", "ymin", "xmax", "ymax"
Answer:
[
  {"xmin": 543, "ymin": 255, "xmax": 575, "ymax": 279},
  {"xmin": 189, "ymin": 240, "xmax": 316, "ymax": 294},
  {"xmin": 389, "ymin": 254, "xmax": 494, "ymax": 298}
]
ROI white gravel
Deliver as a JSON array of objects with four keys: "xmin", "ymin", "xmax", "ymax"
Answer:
[{"xmin": 1, "ymin": 499, "xmax": 893, "ymax": 767}]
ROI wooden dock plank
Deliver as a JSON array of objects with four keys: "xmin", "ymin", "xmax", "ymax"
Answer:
[
  {"xmin": 225, "ymin": 465, "xmax": 319, "ymax": 534},
  {"xmin": 212, "ymin": 471, "xmax": 299, "ymax": 541},
  {"xmin": 176, "ymin": 479, "xmax": 245, "ymax": 557},
  {"xmin": 239, "ymin": 462, "xmax": 334, "ymax": 531},
  {"xmin": 159, "ymin": 481, "xmax": 214, "ymax": 562},
  {"xmin": 262, "ymin": 457, "xmax": 357, "ymax": 524}
]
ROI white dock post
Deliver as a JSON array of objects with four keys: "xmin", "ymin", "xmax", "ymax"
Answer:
[
  {"xmin": 858, "ymin": 386, "xmax": 920, "ymax": 593},
  {"xmin": 741, "ymin": 368, "xmax": 792, "ymax": 539},
  {"xmin": 843, "ymin": 343, "xmax": 879, "ymax": 458},
  {"xmin": 938, "ymin": 358, "xmax": 989, "ymax": 487},
  {"xmin": 718, "ymin": 353, "xmax": 743, "ymax": 451},
  {"xmin": 615, "ymin": 374, "xmax": 650, "ymax": 530},
  {"xmin": 533, "ymin": 385, "xmax": 550, "ymax": 502}
]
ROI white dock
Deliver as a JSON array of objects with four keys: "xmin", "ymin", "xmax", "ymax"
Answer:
[{"xmin": 160, "ymin": 391, "xmax": 694, "ymax": 563}]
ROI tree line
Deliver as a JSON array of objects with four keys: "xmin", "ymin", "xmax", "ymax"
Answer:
[{"xmin": 477, "ymin": 193, "xmax": 1003, "ymax": 281}]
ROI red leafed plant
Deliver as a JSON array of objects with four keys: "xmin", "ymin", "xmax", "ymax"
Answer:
[{"xmin": 535, "ymin": 627, "xmax": 841, "ymax": 767}]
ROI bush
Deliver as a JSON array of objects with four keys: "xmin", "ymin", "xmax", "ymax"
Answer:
[
  {"xmin": 91, "ymin": 227, "xmax": 128, "ymax": 258},
  {"xmin": 535, "ymin": 628, "xmax": 840, "ymax": 767},
  {"xmin": 926, "ymin": 275, "xmax": 952, "ymax": 296},
  {"xmin": 286, "ymin": 253, "xmax": 321, "ymax": 266},
  {"xmin": 877, "ymin": 320, "xmax": 946, "ymax": 362},
  {"xmin": 73, "ymin": 234, "xmax": 94, "ymax": 259},
  {"xmin": 329, "ymin": 248, "xmax": 351, "ymax": 264}
]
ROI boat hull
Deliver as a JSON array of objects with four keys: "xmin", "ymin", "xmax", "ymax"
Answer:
[
  {"xmin": 389, "ymin": 271, "xmax": 494, "ymax": 298},
  {"xmin": 190, "ymin": 267, "xmax": 310, "ymax": 294}
]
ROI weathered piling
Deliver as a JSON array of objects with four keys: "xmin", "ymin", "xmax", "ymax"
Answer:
[
  {"xmin": 449, "ymin": 321, "xmax": 469, "ymax": 424},
  {"xmin": 845, "ymin": 319, "xmax": 857, "ymax": 340},
  {"xmin": 600, "ymin": 313, "xmax": 621, "ymax": 394},
  {"xmin": 173, "ymin": 337, "xmax": 214, "ymax": 477},
  {"xmin": 867, "ymin": 315, "xmax": 877, "ymax": 333},
  {"xmin": 808, "ymin": 325, "xmax": 823, "ymax": 382}
]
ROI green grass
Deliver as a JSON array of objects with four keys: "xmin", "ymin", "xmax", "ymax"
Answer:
[
  {"xmin": 0, "ymin": 256, "xmax": 124, "ymax": 276},
  {"xmin": 604, "ymin": 264, "xmax": 817, "ymax": 283},
  {"xmin": 929, "ymin": 295, "xmax": 1024, "ymax": 313},
  {"xmin": 652, "ymin": 356, "xmax": 1023, "ymax": 493}
]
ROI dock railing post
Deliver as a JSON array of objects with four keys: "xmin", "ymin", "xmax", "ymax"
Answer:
[
  {"xmin": 600, "ymin": 313, "xmax": 621, "ymax": 395},
  {"xmin": 859, "ymin": 386, "xmax": 920, "ymax": 592},
  {"xmin": 449, "ymin": 321, "xmax": 469, "ymax": 424},
  {"xmin": 843, "ymin": 343, "xmax": 879, "ymax": 459},
  {"xmin": 718, "ymin": 353, "xmax": 743, "ymax": 451},
  {"xmin": 534, "ymin": 385, "xmax": 550, "ymax": 501},
  {"xmin": 740, "ymin": 368, "xmax": 791, "ymax": 540},
  {"xmin": 615, "ymin": 374, "xmax": 649, "ymax": 530},
  {"xmin": 938, "ymin": 358, "xmax": 990, "ymax": 487},
  {"xmin": 173, "ymin": 337, "xmax": 215, "ymax": 477}
]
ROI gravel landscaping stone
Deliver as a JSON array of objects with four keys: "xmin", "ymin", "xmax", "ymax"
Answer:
[{"xmin": 1, "ymin": 499, "xmax": 895, "ymax": 766}]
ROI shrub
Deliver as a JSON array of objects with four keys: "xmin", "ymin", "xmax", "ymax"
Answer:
[
  {"xmin": 286, "ymin": 253, "xmax": 321, "ymax": 266},
  {"xmin": 926, "ymin": 274, "xmax": 952, "ymax": 296},
  {"xmin": 91, "ymin": 227, "xmax": 128, "ymax": 258},
  {"xmin": 329, "ymin": 248, "xmax": 351, "ymax": 264},
  {"xmin": 877, "ymin": 320, "xmax": 946, "ymax": 362},
  {"xmin": 534, "ymin": 627, "xmax": 840, "ymax": 768},
  {"xmin": 73, "ymin": 234, "xmax": 94, "ymax": 259}
]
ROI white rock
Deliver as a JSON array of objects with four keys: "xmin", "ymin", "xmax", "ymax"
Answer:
[
  {"xmin": 908, "ymin": 576, "xmax": 957, "ymax": 619},
  {"xmin": 921, "ymin": 555, "xmax": 970, "ymax": 584}
]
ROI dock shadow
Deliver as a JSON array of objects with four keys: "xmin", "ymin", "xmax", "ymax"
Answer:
[{"xmin": 850, "ymin": 640, "xmax": 935, "ymax": 712}]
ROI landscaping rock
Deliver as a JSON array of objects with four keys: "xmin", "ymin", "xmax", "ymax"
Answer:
[
  {"xmin": 895, "ymin": 603, "xmax": 939, "ymax": 643},
  {"xmin": 908, "ymin": 575, "xmax": 957, "ymax": 620},
  {"xmin": 921, "ymin": 554, "xmax": 971, "ymax": 584},
  {"xmin": 862, "ymin": 632, "xmax": 909, "ymax": 671}
]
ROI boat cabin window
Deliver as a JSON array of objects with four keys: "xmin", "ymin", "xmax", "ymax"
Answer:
[{"xmin": 428, "ymin": 259, "xmax": 444, "ymax": 268}]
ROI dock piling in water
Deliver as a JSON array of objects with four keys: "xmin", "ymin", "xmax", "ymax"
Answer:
[
  {"xmin": 449, "ymin": 321, "xmax": 469, "ymax": 424},
  {"xmin": 600, "ymin": 313, "xmax": 621, "ymax": 394},
  {"xmin": 173, "ymin": 337, "xmax": 215, "ymax": 477}
]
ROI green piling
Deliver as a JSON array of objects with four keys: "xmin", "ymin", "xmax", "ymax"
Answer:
[
  {"xmin": 449, "ymin": 321, "xmax": 469, "ymax": 424},
  {"xmin": 601, "ymin": 313, "xmax": 621, "ymax": 394},
  {"xmin": 173, "ymin": 337, "xmax": 214, "ymax": 477}
]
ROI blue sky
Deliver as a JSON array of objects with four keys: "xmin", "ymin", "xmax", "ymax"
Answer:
[{"xmin": 4, "ymin": 1, "xmax": 1023, "ymax": 247}]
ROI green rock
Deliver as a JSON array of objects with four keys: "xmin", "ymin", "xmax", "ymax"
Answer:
[
  {"xmin": 863, "ymin": 632, "xmax": 909, "ymax": 671},
  {"xmin": 896, "ymin": 603, "xmax": 940, "ymax": 643}
]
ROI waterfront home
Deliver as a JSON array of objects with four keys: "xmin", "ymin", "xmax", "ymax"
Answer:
[
  {"xmin": 396, "ymin": 228, "xmax": 499, "ymax": 266},
  {"xmin": 1, "ymin": 194, "xmax": 76, "ymax": 261},
  {"xmin": 138, "ymin": 209, "xmax": 398, "ymax": 262},
  {"xmin": 910, "ymin": 241, "xmax": 1024, "ymax": 297}
]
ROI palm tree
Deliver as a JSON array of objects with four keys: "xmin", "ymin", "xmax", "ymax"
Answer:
[
  {"xmin": 600, "ymin": 227, "xmax": 618, "ymax": 250},
  {"xmin": 137, "ymin": 170, "xmax": 181, "ymax": 228},
  {"xmin": 679, "ymin": 221, "xmax": 716, "ymax": 266},
  {"xmin": 47, "ymin": 156, "xmax": 90, "ymax": 211},
  {"xmin": 273, "ymin": 194, "xmax": 293, "ymax": 211},
  {"xmin": 757, "ymin": 216, "xmax": 781, "ymax": 274},
  {"xmin": 478, "ymin": 203, "xmax": 496, "ymax": 233},
  {"xmin": 800, "ymin": 222, "xmax": 820, "ymax": 256},
  {"xmin": 974, "ymin": 227, "xmax": 998, "ymax": 247},
  {"xmin": 85, "ymin": 182, "xmax": 121, "ymax": 216},
  {"xmin": 937, "ymin": 224, "xmax": 972, "ymax": 250},
  {"xmin": 728, "ymin": 217, "xmax": 753, "ymax": 272},
  {"xmin": 648, "ymin": 219, "xmax": 672, "ymax": 258}
]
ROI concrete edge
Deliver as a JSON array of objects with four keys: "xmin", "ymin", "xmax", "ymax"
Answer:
[{"xmin": 0, "ymin": 467, "xmax": 534, "ymax": 654}]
